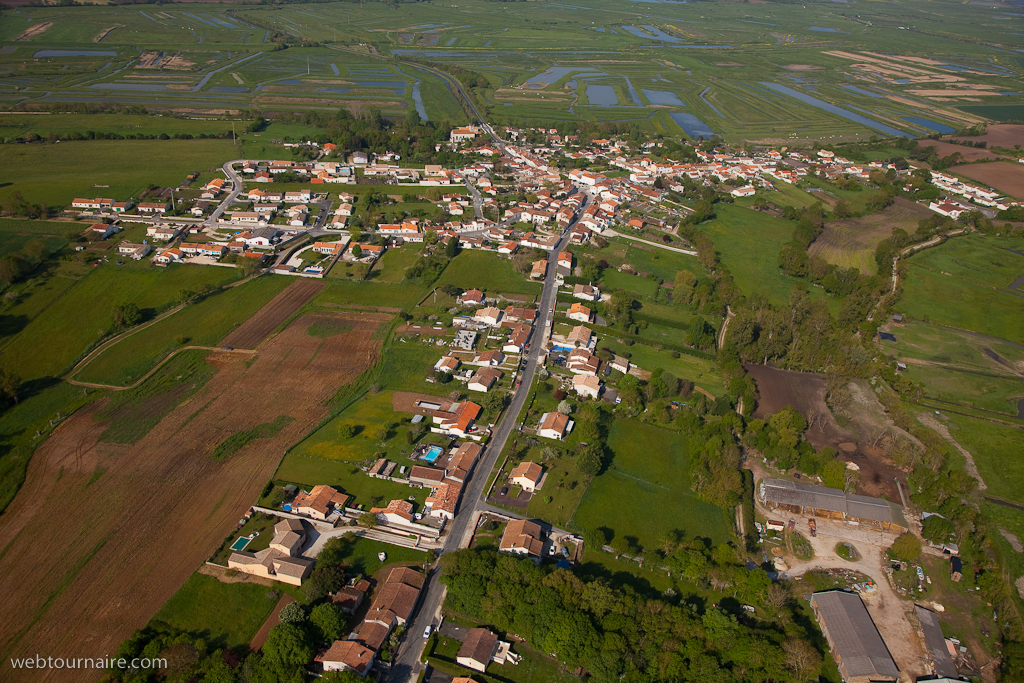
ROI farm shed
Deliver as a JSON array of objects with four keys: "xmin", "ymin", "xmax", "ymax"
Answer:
[
  {"xmin": 759, "ymin": 479, "xmax": 907, "ymax": 532},
  {"xmin": 915, "ymin": 605, "xmax": 958, "ymax": 679},
  {"xmin": 810, "ymin": 591, "xmax": 899, "ymax": 683}
]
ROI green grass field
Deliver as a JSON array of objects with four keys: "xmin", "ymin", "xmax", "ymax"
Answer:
[
  {"xmin": 369, "ymin": 244, "xmax": 424, "ymax": 283},
  {"xmin": 886, "ymin": 320, "xmax": 1024, "ymax": 373},
  {"xmin": 909, "ymin": 234, "xmax": 1024, "ymax": 290},
  {"xmin": 702, "ymin": 204, "xmax": 826, "ymax": 305},
  {"xmin": 0, "ymin": 261, "xmax": 240, "ymax": 380},
  {"xmin": 313, "ymin": 279, "xmax": 429, "ymax": 309},
  {"xmin": 0, "ymin": 113, "xmax": 237, "ymax": 140},
  {"xmin": 940, "ymin": 413, "xmax": 1024, "ymax": 506},
  {"xmin": 901, "ymin": 262, "xmax": 1024, "ymax": 345},
  {"xmin": 74, "ymin": 274, "xmax": 291, "ymax": 386},
  {"xmin": 570, "ymin": 420, "xmax": 732, "ymax": 550},
  {"xmin": 433, "ymin": 250, "xmax": 541, "ymax": 297},
  {"xmin": 150, "ymin": 573, "xmax": 280, "ymax": 649},
  {"xmin": 598, "ymin": 339, "xmax": 723, "ymax": 396},
  {"xmin": 904, "ymin": 364, "xmax": 1023, "ymax": 415},
  {"xmin": 334, "ymin": 536, "xmax": 427, "ymax": 576},
  {"xmin": 0, "ymin": 138, "xmax": 239, "ymax": 208}
]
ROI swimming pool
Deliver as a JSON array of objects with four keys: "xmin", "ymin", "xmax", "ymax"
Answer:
[
  {"xmin": 230, "ymin": 536, "xmax": 252, "ymax": 551},
  {"xmin": 422, "ymin": 446, "xmax": 443, "ymax": 463}
]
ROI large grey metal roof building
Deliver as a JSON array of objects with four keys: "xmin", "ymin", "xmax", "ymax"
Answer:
[
  {"xmin": 915, "ymin": 605, "xmax": 958, "ymax": 679},
  {"xmin": 759, "ymin": 478, "xmax": 907, "ymax": 530},
  {"xmin": 811, "ymin": 591, "xmax": 900, "ymax": 683}
]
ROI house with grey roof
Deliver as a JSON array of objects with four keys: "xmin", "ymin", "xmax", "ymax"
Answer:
[
  {"xmin": 915, "ymin": 605, "xmax": 958, "ymax": 679},
  {"xmin": 811, "ymin": 591, "xmax": 899, "ymax": 683}
]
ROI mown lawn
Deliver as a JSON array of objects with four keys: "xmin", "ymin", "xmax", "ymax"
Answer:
[
  {"xmin": 433, "ymin": 250, "xmax": 542, "ymax": 297},
  {"xmin": 150, "ymin": 573, "xmax": 280, "ymax": 650},
  {"xmin": 596, "ymin": 339, "xmax": 723, "ymax": 396},
  {"xmin": 571, "ymin": 420, "xmax": 732, "ymax": 550},
  {"xmin": 75, "ymin": 274, "xmax": 292, "ymax": 386},
  {"xmin": 313, "ymin": 278, "xmax": 429, "ymax": 309},
  {"xmin": 909, "ymin": 234, "xmax": 1024, "ymax": 290},
  {"xmin": 369, "ymin": 244, "xmax": 424, "ymax": 283},
  {"xmin": 0, "ymin": 261, "xmax": 240, "ymax": 380}
]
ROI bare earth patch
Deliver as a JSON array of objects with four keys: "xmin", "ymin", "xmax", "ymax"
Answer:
[
  {"xmin": 950, "ymin": 161, "xmax": 1024, "ymax": 200},
  {"xmin": 782, "ymin": 64, "xmax": 824, "ymax": 71},
  {"xmin": 14, "ymin": 22, "xmax": 52, "ymax": 41},
  {"xmin": 917, "ymin": 411, "xmax": 987, "ymax": 490},
  {"xmin": 0, "ymin": 312, "xmax": 388, "ymax": 682},
  {"xmin": 1002, "ymin": 529, "xmax": 1024, "ymax": 553}
]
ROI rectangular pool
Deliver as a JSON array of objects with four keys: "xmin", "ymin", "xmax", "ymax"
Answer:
[
  {"xmin": 422, "ymin": 446, "xmax": 443, "ymax": 463},
  {"xmin": 230, "ymin": 537, "xmax": 251, "ymax": 551}
]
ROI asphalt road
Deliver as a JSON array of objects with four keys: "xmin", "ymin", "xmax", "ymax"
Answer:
[{"xmin": 388, "ymin": 225, "xmax": 573, "ymax": 683}]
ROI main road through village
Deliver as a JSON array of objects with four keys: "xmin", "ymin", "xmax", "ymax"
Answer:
[{"xmin": 389, "ymin": 221, "xmax": 572, "ymax": 683}]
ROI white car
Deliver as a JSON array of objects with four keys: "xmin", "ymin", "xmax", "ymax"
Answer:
[{"xmin": 423, "ymin": 625, "xmax": 433, "ymax": 639}]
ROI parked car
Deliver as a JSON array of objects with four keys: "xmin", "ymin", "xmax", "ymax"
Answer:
[
  {"xmin": 808, "ymin": 519, "xmax": 817, "ymax": 537},
  {"xmin": 788, "ymin": 519, "xmax": 795, "ymax": 530},
  {"xmin": 500, "ymin": 486, "xmax": 508, "ymax": 496},
  {"xmin": 423, "ymin": 625, "xmax": 433, "ymax": 639}
]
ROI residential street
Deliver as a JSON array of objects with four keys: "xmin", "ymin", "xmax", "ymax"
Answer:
[{"xmin": 388, "ymin": 223, "xmax": 571, "ymax": 683}]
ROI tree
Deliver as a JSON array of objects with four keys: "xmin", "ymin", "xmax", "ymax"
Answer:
[
  {"xmin": 338, "ymin": 423, "xmax": 356, "ymax": 439},
  {"xmin": 585, "ymin": 527, "xmax": 610, "ymax": 549},
  {"xmin": 0, "ymin": 254, "xmax": 28, "ymax": 287},
  {"xmin": 240, "ymin": 256, "xmax": 265, "ymax": 277},
  {"xmin": 673, "ymin": 269, "xmax": 697, "ymax": 305},
  {"xmin": 304, "ymin": 564, "xmax": 346, "ymax": 601},
  {"xmin": 889, "ymin": 532, "xmax": 922, "ymax": 561},
  {"xmin": 821, "ymin": 459, "xmax": 847, "ymax": 489},
  {"xmin": 445, "ymin": 235, "xmax": 459, "ymax": 258},
  {"xmin": 278, "ymin": 602, "xmax": 306, "ymax": 624},
  {"xmin": 261, "ymin": 623, "xmax": 314, "ymax": 674},
  {"xmin": 577, "ymin": 442, "xmax": 603, "ymax": 477},
  {"xmin": 322, "ymin": 670, "xmax": 365, "ymax": 683},
  {"xmin": 368, "ymin": 423, "xmax": 390, "ymax": 443},
  {"xmin": 309, "ymin": 603, "xmax": 346, "ymax": 642},
  {"xmin": 351, "ymin": 244, "xmax": 362, "ymax": 258},
  {"xmin": 0, "ymin": 370, "xmax": 20, "ymax": 407},
  {"xmin": 557, "ymin": 400, "xmax": 573, "ymax": 415},
  {"xmin": 359, "ymin": 512, "xmax": 379, "ymax": 528},
  {"xmin": 482, "ymin": 392, "xmax": 506, "ymax": 414},
  {"xmin": 21, "ymin": 238, "xmax": 49, "ymax": 263},
  {"xmin": 922, "ymin": 515, "xmax": 956, "ymax": 545},
  {"xmin": 783, "ymin": 638, "xmax": 822, "ymax": 682},
  {"xmin": 112, "ymin": 302, "xmax": 142, "ymax": 329}
]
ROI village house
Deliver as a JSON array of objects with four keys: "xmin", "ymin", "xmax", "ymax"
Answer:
[
  {"xmin": 445, "ymin": 442, "xmax": 482, "ymax": 483},
  {"xmin": 409, "ymin": 466, "xmax": 446, "ymax": 488},
  {"xmin": 566, "ymin": 348, "xmax": 599, "ymax": 375},
  {"xmin": 137, "ymin": 201, "xmax": 170, "ymax": 214},
  {"xmin": 292, "ymin": 485, "xmax": 351, "ymax": 521},
  {"xmin": 503, "ymin": 306, "xmax": 537, "ymax": 323},
  {"xmin": 473, "ymin": 307, "xmax": 503, "ymax": 327},
  {"xmin": 609, "ymin": 355, "xmax": 630, "ymax": 374},
  {"xmin": 568, "ymin": 303, "xmax": 592, "ymax": 323},
  {"xmin": 117, "ymin": 242, "xmax": 152, "ymax": 261},
  {"xmin": 503, "ymin": 324, "xmax": 532, "ymax": 354},
  {"xmin": 88, "ymin": 223, "xmax": 121, "ymax": 240},
  {"xmin": 351, "ymin": 243, "xmax": 384, "ymax": 260},
  {"xmin": 72, "ymin": 197, "xmax": 113, "ymax": 211},
  {"xmin": 509, "ymin": 461, "xmax": 544, "ymax": 492},
  {"xmin": 154, "ymin": 248, "xmax": 183, "ymax": 265},
  {"xmin": 316, "ymin": 640, "xmax": 375, "ymax": 677},
  {"xmin": 573, "ymin": 284, "xmax": 600, "ymax": 301},
  {"xmin": 432, "ymin": 401, "xmax": 483, "ymax": 439},
  {"xmin": 476, "ymin": 350, "xmax": 505, "ymax": 367},
  {"xmin": 468, "ymin": 367, "xmax": 503, "ymax": 393},
  {"xmin": 499, "ymin": 519, "xmax": 546, "ymax": 561},
  {"xmin": 364, "ymin": 567, "xmax": 425, "ymax": 631},
  {"xmin": 369, "ymin": 499, "xmax": 416, "ymax": 525},
  {"xmin": 425, "ymin": 480, "xmax": 462, "ymax": 520},
  {"xmin": 557, "ymin": 251, "xmax": 573, "ymax": 270},
  {"xmin": 228, "ymin": 518, "xmax": 313, "ymax": 586},
  {"xmin": 330, "ymin": 579, "xmax": 371, "ymax": 614},
  {"xmin": 530, "ymin": 260, "xmax": 547, "ymax": 280},
  {"xmin": 456, "ymin": 629, "xmax": 500, "ymax": 673},
  {"xmin": 566, "ymin": 325, "xmax": 594, "ymax": 349},
  {"xmin": 435, "ymin": 355, "xmax": 460, "ymax": 374},
  {"xmin": 573, "ymin": 374, "xmax": 602, "ymax": 399},
  {"xmin": 537, "ymin": 412, "xmax": 572, "ymax": 441}
]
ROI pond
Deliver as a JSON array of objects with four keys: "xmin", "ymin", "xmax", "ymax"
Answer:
[
  {"xmin": 524, "ymin": 66, "xmax": 604, "ymax": 88},
  {"xmin": 670, "ymin": 112, "xmax": 714, "ymax": 138},
  {"xmin": 35, "ymin": 50, "xmax": 117, "ymax": 57},
  {"xmin": 587, "ymin": 83, "xmax": 619, "ymax": 106},
  {"xmin": 316, "ymin": 88, "xmax": 351, "ymax": 94},
  {"xmin": 809, "ymin": 26, "xmax": 843, "ymax": 32},
  {"xmin": 209, "ymin": 86, "xmax": 249, "ymax": 93},
  {"xmin": 89, "ymin": 82, "xmax": 170, "ymax": 91},
  {"xmin": 330, "ymin": 63, "xmax": 340, "ymax": 75},
  {"xmin": 760, "ymin": 82, "xmax": 913, "ymax": 137},
  {"xmin": 412, "ymin": 80, "xmax": 429, "ymax": 121},
  {"xmin": 642, "ymin": 89, "xmax": 685, "ymax": 106},
  {"xmin": 840, "ymin": 84, "xmax": 883, "ymax": 98},
  {"xmin": 351, "ymin": 81, "xmax": 405, "ymax": 88},
  {"xmin": 620, "ymin": 24, "xmax": 683, "ymax": 43},
  {"xmin": 901, "ymin": 117, "xmax": 955, "ymax": 134}
]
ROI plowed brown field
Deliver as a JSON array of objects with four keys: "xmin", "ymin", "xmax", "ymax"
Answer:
[
  {"xmin": 0, "ymin": 311, "xmax": 388, "ymax": 682},
  {"xmin": 220, "ymin": 279, "xmax": 324, "ymax": 349}
]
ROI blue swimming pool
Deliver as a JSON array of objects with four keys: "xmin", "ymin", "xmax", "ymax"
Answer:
[
  {"xmin": 230, "ymin": 536, "xmax": 252, "ymax": 551},
  {"xmin": 423, "ymin": 446, "xmax": 443, "ymax": 463}
]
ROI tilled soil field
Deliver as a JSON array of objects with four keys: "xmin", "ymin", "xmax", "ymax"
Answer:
[
  {"xmin": 950, "ymin": 161, "xmax": 1024, "ymax": 200},
  {"xmin": 0, "ymin": 311, "xmax": 387, "ymax": 682},
  {"xmin": 219, "ymin": 279, "xmax": 324, "ymax": 349},
  {"xmin": 746, "ymin": 363, "xmax": 849, "ymax": 451}
]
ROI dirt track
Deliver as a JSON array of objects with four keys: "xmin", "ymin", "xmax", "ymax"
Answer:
[
  {"xmin": 0, "ymin": 311, "xmax": 388, "ymax": 681},
  {"xmin": 220, "ymin": 279, "xmax": 324, "ymax": 349}
]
